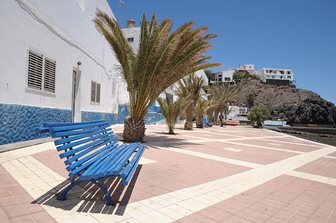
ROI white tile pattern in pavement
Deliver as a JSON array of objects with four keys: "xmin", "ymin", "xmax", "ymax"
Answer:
[{"xmin": 2, "ymin": 144, "xmax": 336, "ymax": 222}]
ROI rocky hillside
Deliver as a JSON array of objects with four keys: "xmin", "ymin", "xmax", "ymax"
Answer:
[{"xmin": 234, "ymin": 79, "xmax": 336, "ymax": 125}]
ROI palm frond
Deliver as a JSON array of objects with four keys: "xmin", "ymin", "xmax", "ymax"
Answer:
[{"xmin": 94, "ymin": 11, "xmax": 221, "ymax": 123}]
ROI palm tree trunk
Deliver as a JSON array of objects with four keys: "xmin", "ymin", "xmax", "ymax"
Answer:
[
  {"xmin": 123, "ymin": 117, "xmax": 146, "ymax": 142},
  {"xmin": 167, "ymin": 118, "xmax": 175, "ymax": 134},
  {"xmin": 195, "ymin": 116, "xmax": 203, "ymax": 128},
  {"xmin": 168, "ymin": 125, "xmax": 175, "ymax": 134},
  {"xmin": 214, "ymin": 110, "xmax": 219, "ymax": 125},
  {"xmin": 184, "ymin": 107, "xmax": 193, "ymax": 130}
]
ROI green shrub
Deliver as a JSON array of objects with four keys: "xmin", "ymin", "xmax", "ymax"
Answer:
[{"xmin": 247, "ymin": 105, "xmax": 270, "ymax": 127}]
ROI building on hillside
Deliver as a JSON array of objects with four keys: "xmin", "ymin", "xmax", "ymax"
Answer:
[
  {"xmin": 210, "ymin": 70, "xmax": 235, "ymax": 85},
  {"xmin": 257, "ymin": 68, "xmax": 295, "ymax": 86},
  {"xmin": 227, "ymin": 106, "xmax": 249, "ymax": 121},
  {"xmin": 0, "ymin": 0, "xmax": 163, "ymax": 145},
  {"xmin": 236, "ymin": 64, "xmax": 256, "ymax": 74}
]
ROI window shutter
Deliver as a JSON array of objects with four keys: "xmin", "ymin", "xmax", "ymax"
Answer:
[
  {"xmin": 28, "ymin": 50, "xmax": 43, "ymax": 90},
  {"xmin": 96, "ymin": 83, "xmax": 101, "ymax": 103},
  {"xmin": 91, "ymin": 81, "xmax": 96, "ymax": 102},
  {"xmin": 44, "ymin": 58, "xmax": 56, "ymax": 93}
]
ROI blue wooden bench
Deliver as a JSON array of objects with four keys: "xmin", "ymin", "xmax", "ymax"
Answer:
[{"xmin": 39, "ymin": 120, "xmax": 144, "ymax": 205}]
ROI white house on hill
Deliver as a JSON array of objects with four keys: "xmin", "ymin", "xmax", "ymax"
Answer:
[{"xmin": 257, "ymin": 68, "xmax": 295, "ymax": 85}]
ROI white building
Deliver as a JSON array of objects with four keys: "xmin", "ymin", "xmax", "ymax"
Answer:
[
  {"xmin": 210, "ymin": 70, "xmax": 235, "ymax": 84},
  {"xmin": 236, "ymin": 64, "xmax": 256, "ymax": 74},
  {"xmin": 257, "ymin": 68, "xmax": 295, "ymax": 85},
  {"xmin": 0, "ymin": 0, "xmax": 162, "ymax": 145},
  {"xmin": 227, "ymin": 106, "xmax": 248, "ymax": 120},
  {"xmin": 122, "ymin": 19, "xmax": 141, "ymax": 52}
]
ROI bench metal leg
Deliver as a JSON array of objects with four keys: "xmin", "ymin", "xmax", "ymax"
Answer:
[
  {"xmin": 56, "ymin": 180, "xmax": 114, "ymax": 205},
  {"xmin": 57, "ymin": 181, "xmax": 77, "ymax": 201},
  {"xmin": 92, "ymin": 180, "xmax": 114, "ymax": 205}
]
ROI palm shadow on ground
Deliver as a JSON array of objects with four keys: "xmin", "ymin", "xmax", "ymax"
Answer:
[{"xmin": 32, "ymin": 165, "xmax": 142, "ymax": 216}]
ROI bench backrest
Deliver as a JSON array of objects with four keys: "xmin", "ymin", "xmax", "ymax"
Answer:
[{"xmin": 44, "ymin": 120, "xmax": 118, "ymax": 178}]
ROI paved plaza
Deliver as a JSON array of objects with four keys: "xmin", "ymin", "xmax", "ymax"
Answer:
[{"xmin": 0, "ymin": 124, "xmax": 336, "ymax": 223}]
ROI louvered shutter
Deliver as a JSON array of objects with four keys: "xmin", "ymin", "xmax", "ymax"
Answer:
[
  {"xmin": 96, "ymin": 83, "xmax": 101, "ymax": 103},
  {"xmin": 44, "ymin": 58, "xmax": 56, "ymax": 93},
  {"xmin": 91, "ymin": 81, "xmax": 96, "ymax": 102},
  {"xmin": 28, "ymin": 50, "xmax": 43, "ymax": 90}
]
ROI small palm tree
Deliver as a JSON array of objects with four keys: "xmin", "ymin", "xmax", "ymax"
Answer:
[
  {"xmin": 157, "ymin": 92, "xmax": 189, "ymax": 134},
  {"xmin": 177, "ymin": 74, "xmax": 206, "ymax": 130},
  {"xmin": 194, "ymin": 99, "xmax": 211, "ymax": 128},
  {"xmin": 94, "ymin": 11, "xmax": 220, "ymax": 142},
  {"xmin": 208, "ymin": 84, "xmax": 239, "ymax": 124},
  {"xmin": 248, "ymin": 105, "xmax": 270, "ymax": 127}
]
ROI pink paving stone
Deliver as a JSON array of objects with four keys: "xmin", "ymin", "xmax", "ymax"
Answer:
[
  {"xmin": 327, "ymin": 151, "xmax": 336, "ymax": 157},
  {"xmin": 271, "ymin": 135, "xmax": 325, "ymax": 147},
  {"xmin": 259, "ymin": 138, "xmax": 323, "ymax": 148},
  {"xmin": 33, "ymin": 146, "xmax": 250, "ymax": 204},
  {"xmin": 181, "ymin": 141, "xmax": 296, "ymax": 165},
  {"xmin": 235, "ymin": 138, "xmax": 320, "ymax": 152},
  {"xmin": 295, "ymin": 157, "xmax": 336, "ymax": 178},
  {"xmin": 0, "ymin": 166, "xmax": 56, "ymax": 223},
  {"xmin": 178, "ymin": 175, "xmax": 336, "ymax": 223}
]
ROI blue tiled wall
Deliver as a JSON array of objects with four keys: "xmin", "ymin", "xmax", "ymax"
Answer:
[
  {"xmin": 0, "ymin": 104, "xmax": 71, "ymax": 145},
  {"xmin": 0, "ymin": 103, "xmax": 164, "ymax": 145}
]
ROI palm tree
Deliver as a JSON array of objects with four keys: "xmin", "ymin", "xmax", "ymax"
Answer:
[
  {"xmin": 157, "ymin": 92, "xmax": 189, "ymax": 134},
  {"xmin": 208, "ymin": 84, "xmax": 240, "ymax": 124},
  {"xmin": 177, "ymin": 74, "xmax": 206, "ymax": 130},
  {"xmin": 194, "ymin": 99, "xmax": 211, "ymax": 128},
  {"xmin": 94, "ymin": 11, "xmax": 221, "ymax": 142}
]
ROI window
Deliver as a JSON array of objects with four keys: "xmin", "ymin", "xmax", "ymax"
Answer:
[
  {"xmin": 44, "ymin": 58, "xmax": 56, "ymax": 93},
  {"xmin": 28, "ymin": 50, "xmax": 43, "ymax": 90},
  {"xmin": 224, "ymin": 77, "xmax": 231, "ymax": 81},
  {"xmin": 280, "ymin": 70, "xmax": 284, "ymax": 74},
  {"xmin": 287, "ymin": 71, "xmax": 291, "ymax": 74},
  {"xmin": 91, "ymin": 81, "xmax": 101, "ymax": 103},
  {"xmin": 127, "ymin": 37, "xmax": 134, "ymax": 43},
  {"xmin": 288, "ymin": 76, "xmax": 292, "ymax": 79},
  {"xmin": 27, "ymin": 49, "xmax": 56, "ymax": 93}
]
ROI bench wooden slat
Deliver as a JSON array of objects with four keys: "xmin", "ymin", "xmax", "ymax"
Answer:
[
  {"xmin": 56, "ymin": 131, "xmax": 113, "ymax": 151},
  {"xmin": 96, "ymin": 144, "xmax": 138, "ymax": 179},
  {"xmin": 44, "ymin": 120, "xmax": 108, "ymax": 127},
  {"xmin": 111, "ymin": 143, "xmax": 139, "ymax": 175},
  {"xmin": 79, "ymin": 144, "xmax": 128, "ymax": 180},
  {"xmin": 50, "ymin": 121, "xmax": 109, "ymax": 132},
  {"xmin": 68, "ymin": 144, "xmax": 121, "ymax": 178},
  {"xmin": 66, "ymin": 146, "xmax": 111, "ymax": 172},
  {"xmin": 59, "ymin": 135, "xmax": 116, "ymax": 158},
  {"xmin": 64, "ymin": 140, "xmax": 118, "ymax": 167},
  {"xmin": 54, "ymin": 127, "xmax": 112, "ymax": 145},
  {"xmin": 122, "ymin": 146, "xmax": 145, "ymax": 186},
  {"xmin": 52, "ymin": 124, "xmax": 110, "ymax": 138},
  {"xmin": 86, "ymin": 144, "xmax": 132, "ymax": 179},
  {"xmin": 121, "ymin": 144, "xmax": 145, "ymax": 179}
]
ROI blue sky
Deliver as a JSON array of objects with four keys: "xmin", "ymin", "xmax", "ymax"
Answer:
[{"xmin": 108, "ymin": 0, "xmax": 336, "ymax": 104}]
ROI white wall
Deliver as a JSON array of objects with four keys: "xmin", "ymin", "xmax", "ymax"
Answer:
[
  {"xmin": 194, "ymin": 70, "xmax": 209, "ymax": 86},
  {"xmin": 0, "ymin": 0, "xmax": 124, "ymax": 113},
  {"xmin": 258, "ymin": 68, "xmax": 294, "ymax": 82},
  {"xmin": 122, "ymin": 26, "xmax": 141, "ymax": 53}
]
